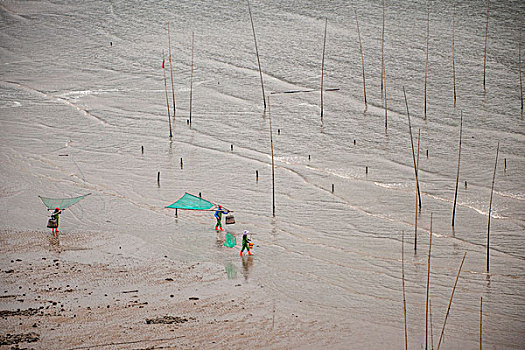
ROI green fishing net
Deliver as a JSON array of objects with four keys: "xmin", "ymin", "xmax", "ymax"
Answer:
[
  {"xmin": 39, "ymin": 193, "xmax": 91, "ymax": 210},
  {"xmin": 224, "ymin": 232, "xmax": 236, "ymax": 248}
]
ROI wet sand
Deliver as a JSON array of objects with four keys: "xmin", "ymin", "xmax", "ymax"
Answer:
[{"xmin": 0, "ymin": 229, "xmax": 346, "ymax": 349}]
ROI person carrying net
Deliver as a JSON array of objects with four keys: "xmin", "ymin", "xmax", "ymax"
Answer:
[{"xmin": 48, "ymin": 207, "xmax": 61, "ymax": 236}]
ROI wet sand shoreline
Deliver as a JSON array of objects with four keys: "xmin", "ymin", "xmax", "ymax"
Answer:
[{"xmin": 0, "ymin": 229, "xmax": 341, "ymax": 349}]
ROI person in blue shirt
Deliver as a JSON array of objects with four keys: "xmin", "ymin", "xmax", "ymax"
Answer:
[
  {"xmin": 240, "ymin": 230, "xmax": 253, "ymax": 256},
  {"xmin": 214, "ymin": 205, "xmax": 228, "ymax": 231}
]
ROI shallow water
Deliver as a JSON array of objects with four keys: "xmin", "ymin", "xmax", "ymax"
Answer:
[{"xmin": 0, "ymin": 0, "xmax": 524, "ymax": 348}]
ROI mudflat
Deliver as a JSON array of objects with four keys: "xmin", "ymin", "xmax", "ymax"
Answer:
[{"xmin": 0, "ymin": 229, "xmax": 336, "ymax": 349}]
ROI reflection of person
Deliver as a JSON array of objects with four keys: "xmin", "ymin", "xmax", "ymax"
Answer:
[
  {"xmin": 214, "ymin": 206, "xmax": 228, "ymax": 231},
  {"xmin": 51, "ymin": 207, "xmax": 62, "ymax": 236},
  {"xmin": 240, "ymin": 230, "xmax": 253, "ymax": 256},
  {"xmin": 241, "ymin": 252, "xmax": 254, "ymax": 281}
]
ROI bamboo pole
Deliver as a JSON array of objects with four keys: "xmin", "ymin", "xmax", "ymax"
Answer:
[
  {"xmin": 425, "ymin": 213, "xmax": 433, "ymax": 350},
  {"xmin": 168, "ymin": 23, "xmax": 176, "ymax": 123},
  {"xmin": 424, "ymin": 3, "xmax": 429, "ymax": 120},
  {"xmin": 452, "ymin": 2, "xmax": 456, "ymax": 107},
  {"xmin": 487, "ymin": 141, "xmax": 499, "ymax": 272},
  {"xmin": 354, "ymin": 9, "xmax": 367, "ymax": 108},
  {"xmin": 189, "ymin": 31, "xmax": 194, "ymax": 126},
  {"xmin": 483, "ymin": 0, "xmax": 490, "ymax": 91},
  {"xmin": 480, "ymin": 296, "xmax": 483, "ymax": 350},
  {"xmin": 430, "ymin": 298, "xmax": 434, "ymax": 350},
  {"xmin": 518, "ymin": 31, "xmax": 523, "ymax": 111},
  {"xmin": 403, "ymin": 87, "xmax": 422, "ymax": 211},
  {"xmin": 417, "ymin": 129, "xmax": 421, "ymax": 193},
  {"xmin": 384, "ymin": 60, "xmax": 387, "ymax": 129},
  {"xmin": 268, "ymin": 95, "xmax": 275, "ymax": 217},
  {"xmin": 381, "ymin": 0, "xmax": 385, "ymax": 94},
  {"xmin": 162, "ymin": 51, "xmax": 173, "ymax": 139},
  {"xmin": 401, "ymin": 230, "xmax": 408, "ymax": 350},
  {"xmin": 247, "ymin": 0, "xmax": 266, "ymax": 110},
  {"xmin": 436, "ymin": 252, "xmax": 467, "ymax": 350},
  {"xmin": 321, "ymin": 18, "xmax": 328, "ymax": 122},
  {"xmin": 415, "ymin": 129, "xmax": 421, "ymax": 250},
  {"xmin": 452, "ymin": 111, "xmax": 463, "ymax": 226}
]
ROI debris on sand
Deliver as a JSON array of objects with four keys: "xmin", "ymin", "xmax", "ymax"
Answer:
[
  {"xmin": 145, "ymin": 315, "xmax": 190, "ymax": 324},
  {"xmin": 0, "ymin": 308, "xmax": 39, "ymax": 317},
  {"xmin": 0, "ymin": 332, "xmax": 39, "ymax": 345}
]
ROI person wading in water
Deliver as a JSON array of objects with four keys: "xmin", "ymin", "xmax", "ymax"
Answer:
[
  {"xmin": 214, "ymin": 205, "xmax": 228, "ymax": 231},
  {"xmin": 240, "ymin": 230, "xmax": 253, "ymax": 256}
]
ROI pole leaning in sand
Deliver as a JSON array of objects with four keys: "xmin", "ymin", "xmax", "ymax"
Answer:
[
  {"xmin": 424, "ymin": 3, "xmax": 429, "ymax": 120},
  {"xmin": 401, "ymin": 230, "xmax": 408, "ymax": 350},
  {"xmin": 452, "ymin": 111, "xmax": 463, "ymax": 226},
  {"xmin": 436, "ymin": 252, "xmax": 467, "ymax": 350},
  {"xmin": 168, "ymin": 23, "xmax": 176, "ymax": 124},
  {"xmin": 384, "ymin": 60, "xmax": 387, "ymax": 129},
  {"xmin": 321, "ymin": 18, "xmax": 327, "ymax": 121},
  {"xmin": 247, "ymin": 0, "xmax": 266, "ymax": 110},
  {"xmin": 430, "ymin": 298, "xmax": 434, "ymax": 350},
  {"xmin": 381, "ymin": 0, "xmax": 385, "ymax": 94},
  {"xmin": 425, "ymin": 213, "xmax": 433, "ymax": 349},
  {"xmin": 268, "ymin": 96, "xmax": 275, "ymax": 217},
  {"xmin": 162, "ymin": 51, "xmax": 173, "ymax": 139},
  {"xmin": 486, "ymin": 142, "xmax": 499, "ymax": 272},
  {"xmin": 354, "ymin": 9, "xmax": 367, "ymax": 108},
  {"xmin": 452, "ymin": 2, "xmax": 456, "ymax": 107},
  {"xmin": 483, "ymin": 0, "xmax": 490, "ymax": 91},
  {"xmin": 519, "ymin": 33, "xmax": 523, "ymax": 110},
  {"xmin": 480, "ymin": 296, "xmax": 483, "ymax": 350},
  {"xmin": 415, "ymin": 129, "xmax": 421, "ymax": 250},
  {"xmin": 403, "ymin": 87, "xmax": 422, "ymax": 210},
  {"xmin": 417, "ymin": 129, "xmax": 421, "ymax": 190},
  {"xmin": 189, "ymin": 31, "xmax": 194, "ymax": 126}
]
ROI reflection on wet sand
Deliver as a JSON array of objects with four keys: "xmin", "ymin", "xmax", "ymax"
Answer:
[
  {"xmin": 49, "ymin": 234, "xmax": 60, "ymax": 249},
  {"xmin": 224, "ymin": 261, "xmax": 237, "ymax": 279},
  {"xmin": 241, "ymin": 255, "xmax": 254, "ymax": 281},
  {"xmin": 216, "ymin": 231, "xmax": 225, "ymax": 248}
]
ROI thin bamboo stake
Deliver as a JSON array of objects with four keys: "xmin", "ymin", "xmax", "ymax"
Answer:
[
  {"xmin": 403, "ymin": 87, "xmax": 422, "ymax": 211},
  {"xmin": 452, "ymin": 2, "xmax": 456, "ymax": 107},
  {"xmin": 189, "ymin": 31, "xmax": 194, "ymax": 126},
  {"xmin": 436, "ymin": 252, "xmax": 467, "ymax": 350},
  {"xmin": 384, "ymin": 61, "xmax": 387, "ymax": 129},
  {"xmin": 415, "ymin": 193, "xmax": 418, "ymax": 249},
  {"xmin": 483, "ymin": 0, "xmax": 490, "ymax": 91},
  {"xmin": 518, "ymin": 31, "xmax": 523, "ymax": 111},
  {"xmin": 381, "ymin": 0, "xmax": 385, "ymax": 94},
  {"xmin": 247, "ymin": 0, "xmax": 266, "ymax": 110},
  {"xmin": 354, "ymin": 9, "xmax": 367, "ymax": 108},
  {"xmin": 268, "ymin": 95, "xmax": 275, "ymax": 217},
  {"xmin": 415, "ymin": 129, "xmax": 421, "ymax": 250},
  {"xmin": 401, "ymin": 230, "xmax": 408, "ymax": 350},
  {"xmin": 417, "ymin": 129, "xmax": 421, "ymax": 191},
  {"xmin": 452, "ymin": 111, "xmax": 463, "ymax": 226},
  {"xmin": 430, "ymin": 298, "xmax": 434, "ymax": 350},
  {"xmin": 162, "ymin": 51, "xmax": 173, "ymax": 139},
  {"xmin": 424, "ymin": 3, "xmax": 429, "ymax": 120},
  {"xmin": 168, "ymin": 23, "xmax": 176, "ymax": 123},
  {"xmin": 480, "ymin": 296, "xmax": 483, "ymax": 350},
  {"xmin": 425, "ymin": 213, "xmax": 433, "ymax": 350},
  {"xmin": 487, "ymin": 141, "xmax": 499, "ymax": 272},
  {"xmin": 321, "ymin": 18, "xmax": 328, "ymax": 121}
]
